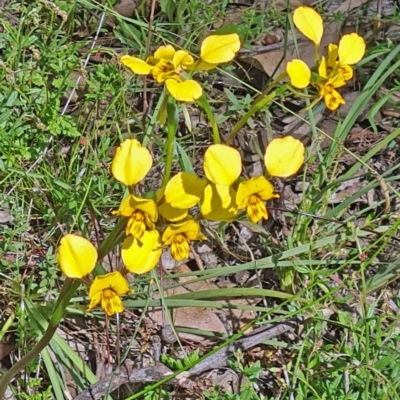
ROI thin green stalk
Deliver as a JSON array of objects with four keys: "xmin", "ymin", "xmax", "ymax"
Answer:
[
  {"xmin": 0, "ymin": 312, "xmax": 15, "ymax": 342},
  {"xmin": 197, "ymin": 95, "xmax": 220, "ymax": 144},
  {"xmin": 0, "ymin": 279, "xmax": 81, "ymax": 397},
  {"xmin": 315, "ymin": 44, "xmax": 320, "ymax": 65},
  {"xmin": 162, "ymin": 98, "xmax": 178, "ymax": 187},
  {"xmin": 253, "ymin": 71, "xmax": 287, "ymax": 104},
  {"xmin": 70, "ymin": 176, "xmax": 93, "ymax": 233},
  {"xmin": 97, "ymin": 216, "xmax": 128, "ymax": 259},
  {"xmin": 226, "ymin": 90, "xmax": 277, "ymax": 145}
]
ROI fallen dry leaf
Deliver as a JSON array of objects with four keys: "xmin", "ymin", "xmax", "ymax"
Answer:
[
  {"xmin": 105, "ymin": 0, "xmax": 141, "ymax": 28},
  {"xmin": 113, "ymin": 0, "xmax": 139, "ymax": 17},
  {"xmin": 245, "ymin": 26, "xmax": 339, "ymax": 78},
  {"xmin": 0, "ymin": 209, "xmax": 13, "ymax": 224},
  {"xmin": 0, "ymin": 342, "xmax": 16, "ymax": 361}
]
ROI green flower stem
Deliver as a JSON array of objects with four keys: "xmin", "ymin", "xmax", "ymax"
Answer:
[
  {"xmin": 253, "ymin": 71, "xmax": 287, "ymax": 105},
  {"xmin": 0, "ymin": 312, "xmax": 14, "ymax": 342},
  {"xmin": 226, "ymin": 90, "xmax": 277, "ymax": 145},
  {"xmin": 286, "ymin": 85, "xmax": 314, "ymax": 99},
  {"xmin": 162, "ymin": 97, "xmax": 179, "ymax": 187},
  {"xmin": 0, "ymin": 278, "xmax": 80, "ymax": 398},
  {"xmin": 315, "ymin": 44, "xmax": 320, "ymax": 65},
  {"xmin": 97, "ymin": 217, "xmax": 128, "ymax": 259},
  {"xmin": 197, "ymin": 95, "xmax": 220, "ymax": 144}
]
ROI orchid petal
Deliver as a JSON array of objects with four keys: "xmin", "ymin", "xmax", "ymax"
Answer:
[
  {"xmin": 57, "ymin": 234, "xmax": 97, "ymax": 279},
  {"xmin": 165, "ymin": 79, "xmax": 202, "ymax": 102},
  {"xmin": 338, "ymin": 33, "xmax": 366, "ymax": 65},
  {"xmin": 122, "ymin": 230, "xmax": 162, "ymax": 274},
  {"xmin": 287, "ymin": 59, "xmax": 311, "ymax": 88},
  {"xmin": 121, "ymin": 56, "xmax": 153, "ymax": 75},
  {"xmin": 164, "ymin": 172, "xmax": 207, "ymax": 209},
  {"xmin": 204, "ymin": 144, "xmax": 242, "ymax": 185},
  {"xmin": 200, "ymin": 34, "xmax": 240, "ymax": 64},
  {"xmin": 293, "ymin": 6, "xmax": 323, "ymax": 46},
  {"xmin": 111, "ymin": 139, "xmax": 152, "ymax": 186},
  {"xmin": 265, "ymin": 137, "xmax": 305, "ymax": 178}
]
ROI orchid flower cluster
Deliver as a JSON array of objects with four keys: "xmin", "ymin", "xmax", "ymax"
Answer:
[
  {"xmin": 57, "ymin": 136, "xmax": 305, "ymax": 316},
  {"xmin": 55, "ymin": 7, "xmax": 366, "ymax": 317},
  {"xmin": 286, "ymin": 6, "xmax": 366, "ymax": 110},
  {"xmin": 0, "ymin": 8, "xmax": 369, "ymax": 397}
]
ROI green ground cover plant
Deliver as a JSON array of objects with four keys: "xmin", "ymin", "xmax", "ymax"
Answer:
[{"xmin": 1, "ymin": 0, "xmax": 400, "ymax": 399}]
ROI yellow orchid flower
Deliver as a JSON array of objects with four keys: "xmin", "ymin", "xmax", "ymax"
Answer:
[
  {"xmin": 204, "ymin": 144, "xmax": 242, "ymax": 186},
  {"xmin": 120, "ymin": 34, "xmax": 240, "ymax": 102},
  {"xmin": 292, "ymin": 6, "xmax": 366, "ymax": 69},
  {"xmin": 122, "ymin": 230, "xmax": 162, "ymax": 274},
  {"xmin": 164, "ymin": 172, "xmax": 207, "ymax": 209},
  {"xmin": 287, "ymin": 52, "xmax": 348, "ymax": 110},
  {"xmin": 87, "ymin": 272, "xmax": 130, "ymax": 316},
  {"xmin": 57, "ymin": 234, "xmax": 97, "ymax": 279},
  {"xmin": 111, "ymin": 139, "xmax": 152, "ymax": 187},
  {"xmin": 287, "ymin": 34, "xmax": 365, "ymax": 91},
  {"xmin": 121, "ymin": 45, "xmax": 201, "ymax": 102},
  {"xmin": 121, "ymin": 45, "xmax": 192, "ymax": 81},
  {"xmin": 162, "ymin": 218, "xmax": 206, "ymax": 261},
  {"xmin": 112, "ymin": 194, "xmax": 158, "ymax": 239},
  {"xmin": 200, "ymin": 182, "xmax": 238, "ymax": 221},
  {"xmin": 317, "ymin": 78, "xmax": 346, "ymax": 111},
  {"xmin": 57, "ymin": 235, "xmax": 130, "ymax": 317},
  {"xmin": 286, "ymin": 47, "xmax": 358, "ymax": 108},
  {"xmin": 236, "ymin": 176, "xmax": 279, "ymax": 224},
  {"xmin": 323, "ymin": 34, "xmax": 365, "ymax": 82},
  {"xmin": 265, "ymin": 137, "xmax": 305, "ymax": 178},
  {"xmin": 288, "ymin": 7, "xmax": 365, "ymax": 111},
  {"xmin": 317, "ymin": 59, "xmax": 346, "ymax": 110}
]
